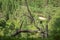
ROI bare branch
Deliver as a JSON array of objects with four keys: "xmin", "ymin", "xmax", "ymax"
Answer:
[
  {"xmin": 11, "ymin": 30, "xmax": 38, "ymax": 36},
  {"xmin": 25, "ymin": 0, "xmax": 34, "ymax": 23},
  {"xmin": 25, "ymin": 0, "xmax": 41, "ymax": 31}
]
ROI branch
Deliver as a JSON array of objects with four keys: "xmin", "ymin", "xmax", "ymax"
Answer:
[
  {"xmin": 23, "ymin": 14, "xmax": 41, "ymax": 31},
  {"xmin": 20, "ymin": 21, "xmax": 24, "ymax": 30},
  {"xmin": 11, "ymin": 30, "xmax": 38, "ymax": 36},
  {"xmin": 25, "ymin": 0, "xmax": 41, "ymax": 31},
  {"xmin": 34, "ymin": 23, "xmax": 41, "ymax": 31},
  {"xmin": 25, "ymin": 0, "xmax": 34, "ymax": 23}
]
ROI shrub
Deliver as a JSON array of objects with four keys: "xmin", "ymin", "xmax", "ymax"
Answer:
[{"xmin": 48, "ymin": 12, "xmax": 60, "ymax": 40}]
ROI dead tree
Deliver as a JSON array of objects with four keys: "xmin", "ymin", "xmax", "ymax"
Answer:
[
  {"xmin": 25, "ymin": 0, "xmax": 41, "ymax": 31},
  {"xmin": 25, "ymin": 0, "xmax": 34, "ymax": 23},
  {"xmin": 11, "ymin": 0, "xmax": 42, "ymax": 37}
]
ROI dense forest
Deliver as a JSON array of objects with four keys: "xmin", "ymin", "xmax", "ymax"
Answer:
[{"xmin": 0, "ymin": 0, "xmax": 60, "ymax": 40}]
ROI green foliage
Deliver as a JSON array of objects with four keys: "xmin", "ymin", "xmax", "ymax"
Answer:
[
  {"xmin": 0, "ymin": 0, "xmax": 60, "ymax": 40},
  {"xmin": 49, "ymin": 0, "xmax": 60, "ymax": 7},
  {"xmin": 0, "ymin": 19, "xmax": 6, "ymax": 28},
  {"xmin": 48, "ymin": 11, "xmax": 60, "ymax": 40}
]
